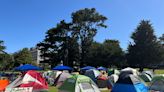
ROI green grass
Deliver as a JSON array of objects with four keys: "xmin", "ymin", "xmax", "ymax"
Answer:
[
  {"xmin": 48, "ymin": 86, "xmax": 58, "ymax": 92},
  {"xmin": 154, "ymin": 69, "xmax": 164, "ymax": 74}
]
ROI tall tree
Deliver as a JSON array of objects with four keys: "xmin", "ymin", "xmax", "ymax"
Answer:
[
  {"xmin": 37, "ymin": 20, "xmax": 79, "ymax": 67},
  {"xmin": 127, "ymin": 20, "xmax": 162, "ymax": 71},
  {"xmin": 13, "ymin": 48, "xmax": 34, "ymax": 66},
  {"xmin": 102, "ymin": 40, "xmax": 126, "ymax": 67},
  {"xmin": 71, "ymin": 8, "xmax": 107, "ymax": 66}
]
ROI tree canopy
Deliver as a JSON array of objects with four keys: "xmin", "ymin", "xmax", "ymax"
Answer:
[
  {"xmin": 37, "ymin": 8, "xmax": 107, "ymax": 67},
  {"xmin": 86, "ymin": 40, "xmax": 126, "ymax": 67},
  {"xmin": 127, "ymin": 20, "xmax": 162, "ymax": 70},
  {"xmin": 13, "ymin": 48, "xmax": 35, "ymax": 66},
  {"xmin": 71, "ymin": 8, "xmax": 107, "ymax": 65}
]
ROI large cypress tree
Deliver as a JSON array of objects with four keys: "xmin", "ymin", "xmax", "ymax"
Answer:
[{"xmin": 127, "ymin": 20, "xmax": 162, "ymax": 71}]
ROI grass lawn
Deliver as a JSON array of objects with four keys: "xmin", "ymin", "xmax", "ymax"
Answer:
[
  {"xmin": 48, "ymin": 86, "xmax": 110, "ymax": 92},
  {"xmin": 48, "ymin": 86, "xmax": 58, "ymax": 92},
  {"xmin": 154, "ymin": 69, "xmax": 164, "ymax": 74}
]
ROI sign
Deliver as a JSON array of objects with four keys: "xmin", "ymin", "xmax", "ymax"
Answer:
[{"xmin": 5, "ymin": 87, "xmax": 33, "ymax": 92}]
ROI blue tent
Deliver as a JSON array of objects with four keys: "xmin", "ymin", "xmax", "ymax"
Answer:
[
  {"xmin": 15, "ymin": 64, "xmax": 42, "ymax": 71},
  {"xmin": 81, "ymin": 66, "xmax": 96, "ymax": 70},
  {"xmin": 112, "ymin": 83, "xmax": 148, "ymax": 92},
  {"xmin": 97, "ymin": 66, "xmax": 107, "ymax": 71},
  {"xmin": 52, "ymin": 65, "xmax": 73, "ymax": 71},
  {"xmin": 111, "ymin": 72, "xmax": 148, "ymax": 92}
]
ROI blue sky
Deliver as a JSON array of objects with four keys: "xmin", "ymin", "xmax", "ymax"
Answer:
[{"xmin": 0, "ymin": 0, "xmax": 164, "ymax": 53}]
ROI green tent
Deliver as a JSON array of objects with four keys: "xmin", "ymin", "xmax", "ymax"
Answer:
[
  {"xmin": 58, "ymin": 74, "xmax": 100, "ymax": 92},
  {"xmin": 150, "ymin": 75, "xmax": 164, "ymax": 92}
]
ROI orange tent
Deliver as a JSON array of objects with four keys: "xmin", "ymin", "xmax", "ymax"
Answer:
[{"xmin": 0, "ymin": 79, "xmax": 9, "ymax": 91}]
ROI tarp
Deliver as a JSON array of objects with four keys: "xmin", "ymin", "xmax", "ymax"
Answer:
[
  {"xmin": 0, "ymin": 79, "xmax": 9, "ymax": 91},
  {"xmin": 52, "ymin": 65, "xmax": 73, "ymax": 71},
  {"xmin": 6, "ymin": 70, "xmax": 48, "ymax": 92},
  {"xmin": 97, "ymin": 67, "xmax": 107, "ymax": 71},
  {"xmin": 81, "ymin": 66, "xmax": 96, "ymax": 70},
  {"xmin": 15, "ymin": 64, "xmax": 42, "ymax": 71}
]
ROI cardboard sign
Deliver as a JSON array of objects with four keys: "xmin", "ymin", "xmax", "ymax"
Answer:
[{"xmin": 5, "ymin": 87, "xmax": 33, "ymax": 92}]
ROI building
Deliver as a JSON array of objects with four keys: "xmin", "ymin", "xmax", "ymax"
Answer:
[{"xmin": 30, "ymin": 47, "xmax": 43, "ymax": 64}]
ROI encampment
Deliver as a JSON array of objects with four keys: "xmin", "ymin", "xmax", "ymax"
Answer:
[
  {"xmin": 59, "ymin": 74, "xmax": 100, "ymax": 92},
  {"xmin": 5, "ymin": 70, "xmax": 48, "ymax": 92}
]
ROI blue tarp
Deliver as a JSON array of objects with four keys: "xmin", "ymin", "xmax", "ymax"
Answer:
[
  {"xmin": 52, "ymin": 65, "xmax": 73, "ymax": 71},
  {"xmin": 81, "ymin": 66, "xmax": 96, "ymax": 70},
  {"xmin": 15, "ymin": 64, "xmax": 42, "ymax": 71},
  {"xmin": 97, "ymin": 66, "xmax": 107, "ymax": 71},
  {"xmin": 112, "ymin": 83, "xmax": 148, "ymax": 92}
]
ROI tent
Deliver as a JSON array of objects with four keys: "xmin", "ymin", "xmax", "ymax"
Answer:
[
  {"xmin": 111, "ymin": 71, "xmax": 148, "ymax": 92},
  {"xmin": 108, "ymin": 69, "xmax": 120, "ymax": 76},
  {"xmin": 139, "ymin": 73, "xmax": 152, "ymax": 82},
  {"xmin": 0, "ymin": 79, "xmax": 9, "ymax": 91},
  {"xmin": 81, "ymin": 66, "xmax": 96, "ymax": 71},
  {"xmin": 53, "ymin": 65, "xmax": 73, "ymax": 71},
  {"xmin": 84, "ymin": 69, "xmax": 100, "ymax": 83},
  {"xmin": 149, "ymin": 75, "xmax": 164, "ymax": 92},
  {"xmin": 42, "ymin": 71, "xmax": 58, "ymax": 86},
  {"xmin": 142, "ymin": 70, "xmax": 153, "ymax": 78},
  {"xmin": 121, "ymin": 67, "xmax": 139, "ymax": 76},
  {"xmin": 54, "ymin": 72, "xmax": 72, "ymax": 87},
  {"xmin": 15, "ymin": 64, "xmax": 42, "ymax": 71},
  {"xmin": 108, "ymin": 74, "xmax": 119, "ymax": 87},
  {"xmin": 5, "ymin": 70, "xmax": 48, "ymax": 92},
  {"xmin": 59, "ymin": 74, "xmax": 100, "ymax": 92}
]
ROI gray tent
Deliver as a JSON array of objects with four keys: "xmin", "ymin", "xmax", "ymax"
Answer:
[{"xmin": 54, "ymin": 72, "xmax": 72, "ymax": 87}]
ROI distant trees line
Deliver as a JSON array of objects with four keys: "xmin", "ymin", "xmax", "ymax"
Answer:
[{"xmin": 0, "ymin": 8, "xmax": 164, "ymax": 70}]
